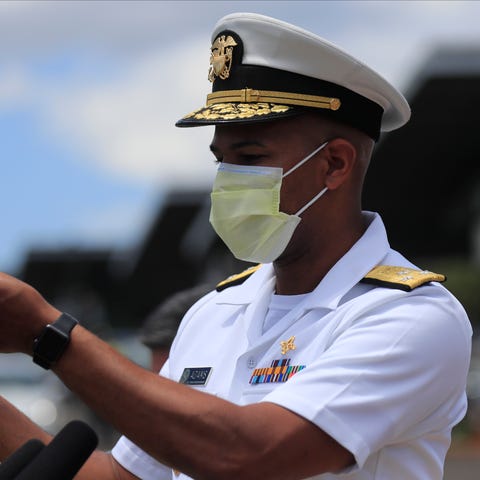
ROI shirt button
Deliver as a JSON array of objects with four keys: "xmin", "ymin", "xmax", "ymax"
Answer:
[{"xmin": 247, "ymin": 357, "xmax": 256, "ymax": 369}]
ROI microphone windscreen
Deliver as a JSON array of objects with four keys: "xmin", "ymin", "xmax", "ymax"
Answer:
[
  {"xmin": 15, "ymin": 421, "xmax": 98, "ymax": 480},
  {"xmin": 0, "ymin": 439, "xmax": 44, "ymax": 479}
]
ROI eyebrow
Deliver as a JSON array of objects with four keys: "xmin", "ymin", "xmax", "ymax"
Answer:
[{"xmin": 209, "ymin": 140, "xmax": 267, "ymax": 153}]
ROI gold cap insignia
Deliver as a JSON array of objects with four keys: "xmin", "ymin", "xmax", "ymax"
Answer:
[{"xmin": 208, "ymin": 35, "xmax": 238, "ymax": 82}]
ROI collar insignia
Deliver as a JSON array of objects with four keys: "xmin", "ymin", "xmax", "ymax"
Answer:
[
  {"xmin": 208, "ymin": 35, "xmax": 237, "ymax": 82},
  {"xmin": 280, "ymin": 336, "xmax": 296, "ymax": 355}
]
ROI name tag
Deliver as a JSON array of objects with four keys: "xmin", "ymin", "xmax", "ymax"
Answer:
[{"xmin": 179, "ymin": 367, "xmax": 212, "ymax": 386}]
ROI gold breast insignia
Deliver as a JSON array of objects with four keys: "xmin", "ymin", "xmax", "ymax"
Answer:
[{"xmin": 280, "ymin": 336, "xmax": 296, "ymax": 355}]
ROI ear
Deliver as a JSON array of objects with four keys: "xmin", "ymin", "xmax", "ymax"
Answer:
[{"xmin": 322, "ymin": 138, "xmax": 357, "ymax": 190}]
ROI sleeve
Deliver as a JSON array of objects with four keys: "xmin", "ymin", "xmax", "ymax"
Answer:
[
  {"xmin": 260, "ymin": 286, "xmax": 472, "ymax": 469},
  {"xmin": 111, "ymin": 436, "xmax": 172, "ymax": 480},
  {"xmin": 111, "ymin": 361, "xmax": 173, "ymax": 480}
]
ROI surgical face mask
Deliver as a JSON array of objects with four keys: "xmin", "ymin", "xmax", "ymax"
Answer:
[{"xmin": 209, "ymin": 141, "xmax": 329, "ymax": 263}]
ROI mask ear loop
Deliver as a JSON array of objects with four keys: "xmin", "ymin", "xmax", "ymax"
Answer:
[
  {"xmin": 295, "ymin": 186, "xmax": 328, "ymax": 216},
  {"xmin": 282, "ymin": 141, "xmax": 329, "ymax": 216},
  {"xmin": 282, "ymin": 141, "xmax": 328, "ymax": 178}
]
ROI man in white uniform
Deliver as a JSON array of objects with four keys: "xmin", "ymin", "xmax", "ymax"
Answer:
[{"xmin": 0, "ymin": 12, "xmax": 472, "ymax": 480}]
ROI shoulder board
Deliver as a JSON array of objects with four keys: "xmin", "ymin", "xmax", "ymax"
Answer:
[
  {"xmin": 216, "ymin": 265, "xmax": 262, "ymax": 292},
  {"xmin": 361, "ymin": 265, "xmax": 446, "ymax": 292}
]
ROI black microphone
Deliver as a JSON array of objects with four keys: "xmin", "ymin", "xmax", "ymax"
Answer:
[
  {"xmin": 15, "ymin": 420, "xmax": 98, "ymax": 480},
  {"xmin": 0, "ymin": 439, "xmax": 44, "ymax": 479}
]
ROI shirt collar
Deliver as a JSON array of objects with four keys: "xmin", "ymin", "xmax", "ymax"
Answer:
[
  {"xmin": 215, "ymin": 212, "xmax": 390, "ymax": 308},
  {"xmin": 303, "ymin": 211, "xmax": 390, "ymax": 310},
  {"xmin": 215, "ymin": 263, "xmax": 275, "ymax": 305}
]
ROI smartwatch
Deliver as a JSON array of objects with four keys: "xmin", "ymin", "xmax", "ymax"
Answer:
[{"xmin": 33, "ymin": 313, "xmax": 79, "ymax": 369}]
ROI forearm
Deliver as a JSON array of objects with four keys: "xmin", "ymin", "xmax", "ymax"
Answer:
[
  {"xmin": 76, "ymin": 450, "xmax": 137, "ymax": 480},
  {"xmin": 0, "ymin": 396, "xmax": 124, "ymax": 479},
  {"xmin": 0, "ymin": 396, "xmax": 52, "ymax": 459}
]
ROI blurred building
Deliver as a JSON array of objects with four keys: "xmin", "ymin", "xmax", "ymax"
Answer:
[{"xmin": 363, "ymin": 46, "xmax": 480, "ymax": 262}]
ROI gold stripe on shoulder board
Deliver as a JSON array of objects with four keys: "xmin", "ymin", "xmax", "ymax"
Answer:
[
  {"xmin": 362, "ymin": 265, "xmax": 446, "ymax": 292},
  {"xmin": 216, "ymin": 264, "xmax": 262, "ymax": 292}
]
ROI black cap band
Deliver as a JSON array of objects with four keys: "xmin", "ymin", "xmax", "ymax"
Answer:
[{"xmin": 212, "ymin": 63, "xmax": 383, "ymax": 140}]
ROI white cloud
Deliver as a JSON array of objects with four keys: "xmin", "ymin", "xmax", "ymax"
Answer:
[{"xmin": 39, "ymin": 41, "xmax": 217, "ymax": 188}]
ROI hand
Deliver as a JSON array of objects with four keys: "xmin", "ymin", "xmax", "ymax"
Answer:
[{"xmin": 0, "ymin": 272, "xmax": 61, "ymax": 355}]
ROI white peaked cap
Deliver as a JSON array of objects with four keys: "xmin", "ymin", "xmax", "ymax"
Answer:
[{"xmin": 177, "ymin": 12, "xmax": 411, "ymax": 140}]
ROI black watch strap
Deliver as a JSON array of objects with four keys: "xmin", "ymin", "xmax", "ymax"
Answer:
[{"xmin": 33, "ymin": 313, "xmax": 79, "ymax": 370}]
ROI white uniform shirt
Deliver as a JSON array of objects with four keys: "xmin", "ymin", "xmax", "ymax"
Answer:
[{"xmin": 112, "ymin": 212, "xmax": 472, "ymax": 479}]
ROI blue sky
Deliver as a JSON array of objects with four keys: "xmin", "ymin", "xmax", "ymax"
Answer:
[{"xmin": 1, "ymin": 0, "xmax": 480, "ymax": 274}]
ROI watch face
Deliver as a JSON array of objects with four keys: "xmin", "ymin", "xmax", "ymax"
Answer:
[
  {"xmin": 33, "ymin": 314, "xmax": 78, "ymax": 369},
  {"xmin": 35, "ymin": 326, "xmax": 69, "ymax": 360}
]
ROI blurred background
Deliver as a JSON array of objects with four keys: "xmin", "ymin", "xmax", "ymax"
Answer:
[{"xmin": 0, "ymin": 1, "xmax": 479, "ymax": 477}]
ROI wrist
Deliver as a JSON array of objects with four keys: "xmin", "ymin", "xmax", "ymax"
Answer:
[{"xmin": 32, "ymin": 313, "xmax": 79, "ymax": 369}]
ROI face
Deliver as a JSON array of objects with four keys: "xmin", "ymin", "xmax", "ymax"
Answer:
[{"xmin": 209, "ymin": 114, "xmax": 331, "ymax": 216}]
